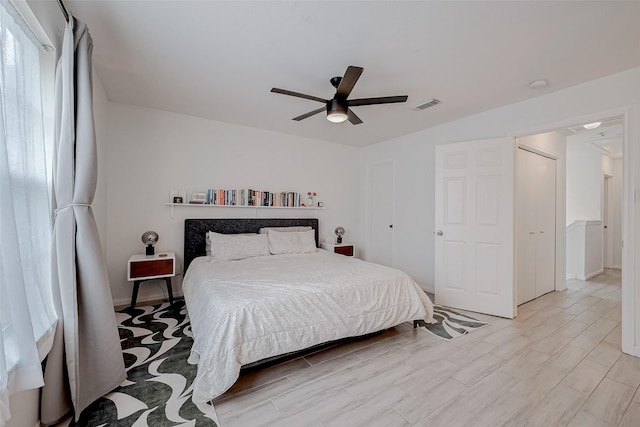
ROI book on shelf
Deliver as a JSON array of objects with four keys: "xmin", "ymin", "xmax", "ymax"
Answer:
[{"xmin": 175, "ymin": 188, "xmax": 310, "ymax": 208}]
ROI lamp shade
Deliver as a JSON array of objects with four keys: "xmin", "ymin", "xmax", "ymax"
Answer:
[
  {"xmin": 141, "ymin": 231, "xmax": 159, "ymax": 255},
  {"xmin": 141, "ymin": 231, "xmax": 159, "ymax": 246},
  {"xmin": 327, "ymin": 99, "xmax": 348, "ymax": 123}
]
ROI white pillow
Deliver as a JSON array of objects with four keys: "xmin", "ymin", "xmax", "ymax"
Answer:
[
  {"xmin": 207, "ymin": 232, "xmax": 270, "ymax": 261},
  {"xmin": 267, "ymin": 229, "xmax": 317, "ymax": 255},
  {"xmin": 259, "ymin": 226, "xmax": 312, "ymax": 234},
  {"xmin": 205, "ymin": 231, "xmax": 255, "ymax": 256}
]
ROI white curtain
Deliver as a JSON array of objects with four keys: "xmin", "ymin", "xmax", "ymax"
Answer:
[
  {"xmin": 0, "ymin": 0, "xmax": 57, "ymax": 424},
  {"xmin": 40, "ymin": 16, "xmax": 125, "ymax": 424}
]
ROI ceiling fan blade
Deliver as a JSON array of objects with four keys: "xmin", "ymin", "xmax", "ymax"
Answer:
[
  {"xmin": 348, "ymin": 95, "xmax": 408, "ymax": 106},
  {"xmin": 292, "ymin": 107, "xmax": 326, "ymax": 121},
  {"xmin": 271, "ymin": 88, "xmax": 328, "ymax": 104},
  {"xmin": 347, "ymin": 109, "xmax": 363, "ymax": 125},
  {"xmin": 336, "ymin": 66, "xmax": 364, "ymax": 98}
]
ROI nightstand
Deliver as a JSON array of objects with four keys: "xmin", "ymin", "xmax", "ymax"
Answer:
[
  {"xmin": 320, "ymin": 243, "xmax": 355, "ymax": 257},
  {"xmin": 127, "ymin": 252, "xmax": 176, "ymax": 308}
]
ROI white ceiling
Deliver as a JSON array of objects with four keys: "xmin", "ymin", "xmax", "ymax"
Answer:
[
  {"xmin": 62, "ymin": 1, "xmax": 640, "ymax": 147},
  {"xmin": 563, "ymin": 118, "xmax": 624, "ymax": 158}
]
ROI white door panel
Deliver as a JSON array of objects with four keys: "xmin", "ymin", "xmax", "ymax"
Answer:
[
  {"xmin": 516, "ymin": 149, "xmax": 537, "ymax": 304},
  {"xmin": 516, "ymin": 148, "xmax": 556, "ymax": 304},
  {"xmin": 435, "ymin": 138, "xmax": 515, "ymax": 318},
  {"xmin": 536, "ymin": 155, "xmax": 556, "ymax": 296},
  {"xmin": 370, "ymin": 161, "xmax": 394, "ymax": 266}
]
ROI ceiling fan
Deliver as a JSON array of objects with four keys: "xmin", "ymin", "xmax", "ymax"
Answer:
[{"xmin": 271, "ymin": 66, "xmax": 408, "ymax": 125}]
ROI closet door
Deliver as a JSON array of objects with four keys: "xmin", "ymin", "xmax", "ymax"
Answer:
[
  {"xmin": 516, "ymin": 149, "xmax": 537, "ymax": 305},
  {"xmin": 535, "ymin": 155, "xmax": 556, "ymax": 296},
  {"xmin": 370, "ymin": 161, "xmax": 394, "ymax": 266},
  {"xmin": 516, "ymin": 148, "xmax": 556, "ymax": 305}
]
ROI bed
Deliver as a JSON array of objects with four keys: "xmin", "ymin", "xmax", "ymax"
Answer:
[{"xmin": 182, "ymin": 218, "xmax": 434, "ymax": 404}]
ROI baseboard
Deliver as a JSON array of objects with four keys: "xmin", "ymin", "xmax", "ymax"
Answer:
[
  {"xmin": 622, "ymin": 342, "xmax": 640, "ymax": 358},
  {"xmin": 420, "ymin": 283, "xmax": 435, "ymax": 294},
  {"xmin": 566, "ymin": 273, "xmax": 576, "ymax": 280},
  {"xmin": 583, "ymin": 269, "xmax": 605, "ymax": 281},
  {"xmin": 612, "ymin": 265, "xmax": 622, "ymax": 270}
]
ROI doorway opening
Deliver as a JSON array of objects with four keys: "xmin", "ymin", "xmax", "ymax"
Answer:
[{"xmin": 515, "ymin": 116, "xmax": 624, "ymax": 310}]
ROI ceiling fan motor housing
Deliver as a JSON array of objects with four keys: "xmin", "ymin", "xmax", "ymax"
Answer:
[
  {"xmin": 327, "ymin": 98, "xmax": 347, "ymax": 113},
  {"xmin": 327, "ymin": 98, "xmax": 348, "ymax": 122}
]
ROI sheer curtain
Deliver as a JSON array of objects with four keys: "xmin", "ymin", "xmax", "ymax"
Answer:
[{"xmin": 0, "ymin": 0, "xmax": 57, "ymax": 424}]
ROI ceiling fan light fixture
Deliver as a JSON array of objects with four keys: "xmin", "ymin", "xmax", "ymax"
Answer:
[
  {"xmin": 528, "ymin": 79, "xmax": 548, "ymax": 90},
  {"xmin": 583, "ymin": 122, "xmax": 602, "ymax": 130},
  {"xmin": 327, "ymin": 99, "xmax": 348, "ymax": 123}
]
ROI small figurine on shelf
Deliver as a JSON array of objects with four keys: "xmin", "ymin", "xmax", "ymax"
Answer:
[{"xmin": 307, "ymin": 191, "xmax": 317, "ymax": 207}]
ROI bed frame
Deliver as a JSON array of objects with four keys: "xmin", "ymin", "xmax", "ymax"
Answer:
[{"xmin": 183, "ymin": 218, "xmax": 319, "ymax": 272}]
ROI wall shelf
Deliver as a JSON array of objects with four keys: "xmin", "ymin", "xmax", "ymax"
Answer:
[{"xmin": 166, "ymin": 203, "xmax": 324, "ymax": 219}]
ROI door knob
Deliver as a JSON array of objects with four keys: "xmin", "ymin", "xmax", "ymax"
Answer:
[{"xmin": 436, "ymin": 230, "xmax": 443, "ymax": 236}]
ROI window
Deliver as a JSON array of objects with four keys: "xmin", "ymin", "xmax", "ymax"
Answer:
[{"xmin": 0, "ymin": 0, "xmax": 57, "ymax": 422}]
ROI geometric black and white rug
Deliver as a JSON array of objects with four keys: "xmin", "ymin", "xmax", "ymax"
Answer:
[
  {"xmin": 69, "ymin": 300, "xmax": 485, "ymax": 425},
  {"xmin": 70, "ymin": 300, "xmax": 218, "ymax": 426},
  {"xmin": 418, "ymin": 305, "xmax": 488, "ymax": 340}
]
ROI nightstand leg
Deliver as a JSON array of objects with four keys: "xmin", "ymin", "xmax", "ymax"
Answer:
[
  {"xmin": 165, "ymin": 278, "xmax": 174, "ymax": 306},
  {"xmin": 131, "ymin": 281, "xmax": 141, "ymax": 309}
]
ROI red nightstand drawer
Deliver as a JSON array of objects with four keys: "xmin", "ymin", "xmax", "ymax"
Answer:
[
  {"xmin": 130, "ymin": 259, "xmax": 173, "ymax": 278},
  {"xmin": 334, "ymin": 245, "xmax": 354, "ymax": 256}
]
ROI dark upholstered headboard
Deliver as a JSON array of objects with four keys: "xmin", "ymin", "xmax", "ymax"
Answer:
[{"xmin": 184, "ymin": 218, "xmax": 319, "ymax": 272}]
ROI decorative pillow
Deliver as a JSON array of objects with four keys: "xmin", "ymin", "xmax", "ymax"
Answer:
[
  {"xmin": 267, "ymin": 229, "xmax": 317, "ymax": 255},
  {"xmin": 259, "ymin": 226, "xmax": 312, "ymax": 234},
  {"xmin": 205, "ymin": 231, "xmax": 256, "ymax": 256},
  {"xmin": 207, "ymin": 232, "xmax": 270, "ymax": 261}
]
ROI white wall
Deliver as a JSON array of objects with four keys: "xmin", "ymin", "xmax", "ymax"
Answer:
[
  {"xmin": 585, "ymin": 221, "xmax": 604, "ymax": 278},
  {"xmin": 566, "ymin": 220, "xmax": 604, "ymax": 280},
  {"xmin": 358, "ymin": 67, "xmax": 639, "ymax": 297},
  {"xmin": 565, "ymin": 138, "xmax": 623, "ymax": 271},
  {"xmin": 105, "ymin": 103, "xmax": 360, "ymax": 306},
  {"xmin": 566, "ymin": 136, "xmax": 605, "ymax": 224}
]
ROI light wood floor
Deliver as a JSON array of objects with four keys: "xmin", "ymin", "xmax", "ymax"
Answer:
[{"xmin": 214, "ymin": 269, "xmax": 640, "ymax": 427}]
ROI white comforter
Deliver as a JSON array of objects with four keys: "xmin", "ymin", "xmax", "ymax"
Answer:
[{"xmin": 182, "ymin": 249, "xmax": 434, "ymax": 403}]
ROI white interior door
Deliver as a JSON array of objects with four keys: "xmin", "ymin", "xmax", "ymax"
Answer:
[
  {"xmin": 516, "ymin": 148, "xmax": 537, "ymax": 304},
  {"xmin": 435, "ymin": 138, "xmax": 515, "ymax": 318},
  {"xmin": 516, "ymin": 148, "xmax": 557, "ymax": 304},
  {"xmin": 535, "ymin": 154, "xmax": 556, "ymax": 296},
  {"xmin": 604, "ymin": 175, "xmax": 613, "ymax": 268},
  {"xmin": 369, "ymin": 161, "xmax": 394, "ymax": 266}
]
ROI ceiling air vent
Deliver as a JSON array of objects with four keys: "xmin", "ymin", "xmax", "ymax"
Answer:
[{"xmin": 412, "ymin": 99, "xmax": 441, "ymax": 111}]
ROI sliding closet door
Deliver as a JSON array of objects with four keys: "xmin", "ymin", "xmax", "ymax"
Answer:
[{"xmin": 535, "ymin": 155, "xmax": 556, "ymax": 296}]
